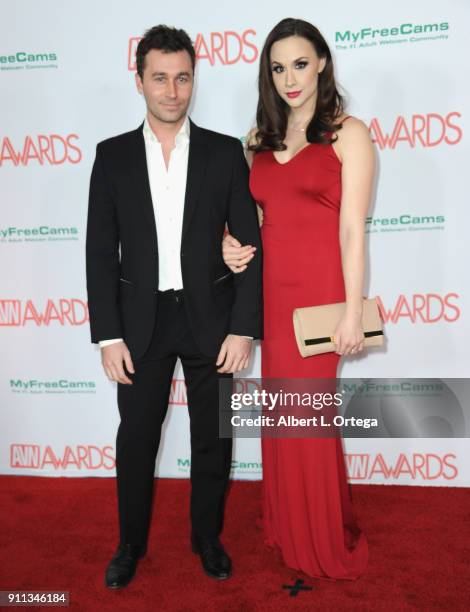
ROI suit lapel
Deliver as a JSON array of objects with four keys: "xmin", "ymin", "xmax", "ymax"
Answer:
[
  {"xmin": 129, "ymin": 124, "xmax": 158, "ymax": 246},
  {"xmin": 128, "ymin": 118, "xmax": 208, "ymax": 248},
  {"xmin": 182, "ymin": 119, "xmax": 208, "ymax": 241}
]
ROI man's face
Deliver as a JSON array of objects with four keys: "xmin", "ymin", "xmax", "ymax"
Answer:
[{"xmin": 135, "ymin": 48, "xmax": 193, "ymax": 124}]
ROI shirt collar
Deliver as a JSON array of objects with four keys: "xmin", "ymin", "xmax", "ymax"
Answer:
[{"xmin": 143, "ymin": 115, "xmax": 190, "ymax": 148}]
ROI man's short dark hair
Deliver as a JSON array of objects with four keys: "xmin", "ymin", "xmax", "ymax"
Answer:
[{"xmin": 136, "ymin": 25, "xmax": 196, "ymax": 78}]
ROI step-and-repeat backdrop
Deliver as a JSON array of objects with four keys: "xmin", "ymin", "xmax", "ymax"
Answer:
[{"xmin": 1, "ymin": 0, "xmax": 469, "ymax": 485}]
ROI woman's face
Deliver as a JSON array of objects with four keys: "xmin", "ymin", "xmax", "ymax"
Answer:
[{"xmin": 269, "ymin": 35, "xmax": 326, "ymax": 111}]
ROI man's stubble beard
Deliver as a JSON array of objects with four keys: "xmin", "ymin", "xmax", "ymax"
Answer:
[{"xmin": 148, "ymin": 103, "xmax": 189, "ymax": 125}]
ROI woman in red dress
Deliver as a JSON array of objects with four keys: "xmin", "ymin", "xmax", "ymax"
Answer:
[{"xmin": 223, "ymin": 18, "xmax": 374, "ymax": 579}]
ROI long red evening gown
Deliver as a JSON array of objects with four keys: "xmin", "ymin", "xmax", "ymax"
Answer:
[{"xmin": 249, "ymin": 133, "xmax": 368, "ymax": 580}]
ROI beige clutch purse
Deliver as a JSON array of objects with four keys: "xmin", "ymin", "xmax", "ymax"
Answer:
[{"xmin": 293, "ymin": 298, "xmax": 384, "ymax": 357}]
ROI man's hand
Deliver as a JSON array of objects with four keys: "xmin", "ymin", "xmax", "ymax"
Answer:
[
  {"xmin": 216, "ymin": 334, "xmax": 252, "ymax": 373},
  {"xmin": 101, "ymin": 341, "xmax": 135, "ymax": 384}
]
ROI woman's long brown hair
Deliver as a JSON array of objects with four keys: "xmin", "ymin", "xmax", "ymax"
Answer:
[{"xmin": 249, "ymin": 18, "xmax": 345, "ymax": 152}]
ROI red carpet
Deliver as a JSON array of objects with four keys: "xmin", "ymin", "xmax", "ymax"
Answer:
[{"xmin": 1, "ymin": 477, "xmax": 469, "ymax": 611}]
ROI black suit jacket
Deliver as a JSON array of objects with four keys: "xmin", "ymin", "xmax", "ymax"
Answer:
[{"xmin": 85, "ymin": 119, "xmax": 263, "ymax": 360}]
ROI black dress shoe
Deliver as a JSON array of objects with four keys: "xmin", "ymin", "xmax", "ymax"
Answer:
[
  {"xmin": 191, "ymin": 535, "xmax": 232, "ymax": 580},
  {"xmin": 105, "ymin": 543, "xmax": 146, "ymax": 589}
]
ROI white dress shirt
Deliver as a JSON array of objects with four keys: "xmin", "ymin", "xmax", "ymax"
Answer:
[
  {"xmin": 145, "ymin": 115, "xmax": 189, "ymax": 291},
  {"xmin": 99, "ymin": 117, "xmax": 251, "ymax": 348}
]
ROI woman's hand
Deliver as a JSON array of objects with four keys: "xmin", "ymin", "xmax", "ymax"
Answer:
[
  {"xmin": 332, "ymin": 312, "xmax": 364, "ymax": 356},
  {"xmin": 222, "ymin": 233, "xmax": 256, "ymax": 273}
]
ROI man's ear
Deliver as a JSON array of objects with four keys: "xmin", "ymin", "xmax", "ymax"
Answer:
[{"xmin": 135, "ymin": 72, "xmax": 143, "ymax": 94}]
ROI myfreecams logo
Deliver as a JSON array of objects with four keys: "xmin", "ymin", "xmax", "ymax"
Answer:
[
  {"xmin": 0, "ymin": 225, "xmax": 78, "ymax": 243},
  {"xmin": 366, "ymin": 213, "xmax": 445, "ymax": 233},
  {"xmin": 177, "ymin": 458, "xmax": 262, "ymax": 475},
  {"xmin": 0, "ymin": 51, "xmax": 58, "ymax": 71},
  {"xmin": 336, "ymin": 21, "xmax": 449, "ymax": 50},
  {"xmin": 10, "ymin": 379, "xmax": 96, "ymax": 394}
]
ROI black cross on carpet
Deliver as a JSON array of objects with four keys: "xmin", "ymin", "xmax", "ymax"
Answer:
[{"xmin": 282, "ymin": 578, "xmax": 314, "ymax": 597}]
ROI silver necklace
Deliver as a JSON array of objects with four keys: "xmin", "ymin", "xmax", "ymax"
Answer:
[{"xmin": 288, "ymin": 124, "xmax": 308, "ymax": 133}]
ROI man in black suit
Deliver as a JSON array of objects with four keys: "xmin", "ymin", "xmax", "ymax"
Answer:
[{"xmin": 85, "ymin": 25, "xmax": 262, "ymax": 588}]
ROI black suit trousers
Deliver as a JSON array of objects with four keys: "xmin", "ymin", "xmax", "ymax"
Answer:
[{"xmin": 115, "ymin": 289, "xmax": 233, "ymax": 545}]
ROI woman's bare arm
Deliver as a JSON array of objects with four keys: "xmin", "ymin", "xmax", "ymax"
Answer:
[
  {"xmin": 333, "ymin": 116, "xmax": 375, "ymax": 355},
  {"xmin": 222, "ymin": 128, "xmax": 261, "ymax": 272}
]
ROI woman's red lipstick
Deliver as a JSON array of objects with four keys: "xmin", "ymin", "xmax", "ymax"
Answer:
[{"xmin": 286, "ymin": 91, "xmax": 301, "ymax": 99}]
